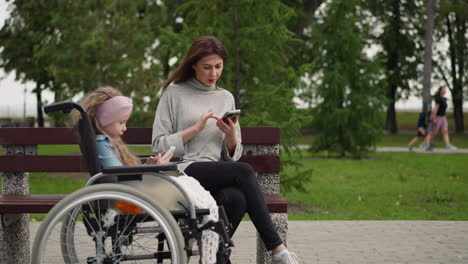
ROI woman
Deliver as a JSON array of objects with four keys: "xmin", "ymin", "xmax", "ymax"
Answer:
[
  {"xmin": 152, "ymin": 36, "xmax": 301, "ymax": 264},
  {"xmin": 425, "ymin": 86, "xmax": 457, "ymax": 151}
]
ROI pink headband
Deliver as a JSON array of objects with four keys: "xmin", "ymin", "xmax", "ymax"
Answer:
[{"xmin": 96, "ymin": 96, "xmax": 133, "ymax": 127}]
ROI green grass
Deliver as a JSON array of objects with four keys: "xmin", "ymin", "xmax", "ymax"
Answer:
[
  {"xmin": 396, "ymin": 111, "xmax": 468, "ymax": 131},
  {"xmin": 296, "ymin": 134, "xmax": 468, "ymax": 148},
  {"xmin": 283, "ymin": 151, "xmax": 468, "ymax": 220}
]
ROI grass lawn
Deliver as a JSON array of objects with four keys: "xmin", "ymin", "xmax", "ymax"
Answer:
[
  {"xmin": 296, "ymin": 133, "xmax": 468, "ymax": 148},
  {"xmin": 283, "ymin": 151, "xmax": 468, "ymax": 220}
]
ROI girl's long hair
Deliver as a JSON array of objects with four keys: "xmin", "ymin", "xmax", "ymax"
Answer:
[
  {"xmin": 72, "ymin": 86, "xmax": 141, "ymax": 166},
  {"xmin": 162, "ymin": 36, "xmax": 227, "ymax": 89}
]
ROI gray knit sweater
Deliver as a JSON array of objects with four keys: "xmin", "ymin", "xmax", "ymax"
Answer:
[{"xmin": 152, "ymin": 78, "xmax": 243, "ymax": 171}]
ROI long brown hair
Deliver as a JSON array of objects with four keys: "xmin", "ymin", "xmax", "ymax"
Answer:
[
  {"xmin": 72, "ymin": 86, "xmax": 141, "ymax": 166},
  {"xmin": 163, "ymin": 36, "xmax": 227, "ymax": 89}
]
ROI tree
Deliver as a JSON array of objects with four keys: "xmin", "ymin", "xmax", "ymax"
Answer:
[
  {"xmin": 1, "ymin": 0, "xmax": 172, "ymax": 127},
  {"xmin": 0, "ymin": 0, "xmax": 60, "ymax": 127},
  {"xmin": 422, "ymin": 0, "xmax": 437, "ymax": 108},
  {"xmin": 366, "ymin": 0, "xmax": 424, "ymax": 134},
  {"xmin": 433, "ymin": 0, "xmax": 467, "ymax": 133},
  {"xmin": 309, "ymin": 0, "xmax": 386, "ymax": 157}
]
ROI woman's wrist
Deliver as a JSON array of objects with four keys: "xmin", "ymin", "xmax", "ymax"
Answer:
[
  {"xmin": 225, "ymin": 133, "xmax": 237, "ymax": 151},
  {"xmin": 182, "ymin": 125, "xmax": 201, "ymax": 144}
]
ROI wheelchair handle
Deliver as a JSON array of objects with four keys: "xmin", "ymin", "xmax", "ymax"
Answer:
[{"xmin": 43, "ymin": 102, "xmax": 85, "ymax": 114}]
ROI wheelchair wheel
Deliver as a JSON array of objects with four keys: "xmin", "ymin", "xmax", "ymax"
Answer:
[{"xmin": 32, "ymin": 184, "xmax": 187, "ymax": 264}]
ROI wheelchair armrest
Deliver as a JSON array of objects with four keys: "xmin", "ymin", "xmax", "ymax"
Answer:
[
  {"xmin": 102, "ymin": 164, "xmax": 178, "ymax": 174},
  {"xmin": 138, "ymin": 156, "xmax": 182, "ymax": 163}
]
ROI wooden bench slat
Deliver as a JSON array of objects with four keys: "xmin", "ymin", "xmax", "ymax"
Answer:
[
  {"xmin": 0, "ymin": 194, "xmax": 67, "ymax": 214},
  {"xmin": 0, "ymin": 193, "xmax": 287, "ymax": 214},
  {"xmin": 0, "ymin": 154, "xmax": 280, "ymax": 173},
  {"xmin": 0, "ymin": 127, "xmax": 280, "ymax": 145}
]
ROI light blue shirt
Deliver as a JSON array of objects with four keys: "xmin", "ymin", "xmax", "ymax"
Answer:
[{"xmin": 96, "ymin": 135, "xmax": 122, "ymax": 168}]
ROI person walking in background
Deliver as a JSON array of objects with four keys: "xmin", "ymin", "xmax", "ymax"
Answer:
[
  {"xmin": 408, "ymin": 103, "xmax": 431, "ymax": 151},
  {"xmin": 425, "ymin": 86, "xmax": 457, "ymax": 151}
]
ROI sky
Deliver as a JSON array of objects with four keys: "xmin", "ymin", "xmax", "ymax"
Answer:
[{"xmin": 0, "ymin": 0, "xmax": 465, "ymax": 118}]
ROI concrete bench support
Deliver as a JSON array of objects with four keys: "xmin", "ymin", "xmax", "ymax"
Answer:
[
  {"xmin": 0, "ymin": 144, "xmax": 31, "ymax": 263},
  {"xmin": 247, "ymin": 143, "xmax": 288, "ymax": 264}
]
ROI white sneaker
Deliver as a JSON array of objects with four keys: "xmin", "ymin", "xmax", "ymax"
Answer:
[
  {"xmin": 446, "ymin": 144, "xmax": 458, "ymax": 150},
  {"xmin": 272, "ymin": 251, "xmax": 302, "ymax": 264}
]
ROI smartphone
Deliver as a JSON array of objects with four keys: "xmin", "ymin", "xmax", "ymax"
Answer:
[
  {"xmin": 221, "ymin": 110, "xmax": 241, "ymax": 124},
  {"xmin": 161, "ymin": 146, "xmax": 176, "ymax": 160}
]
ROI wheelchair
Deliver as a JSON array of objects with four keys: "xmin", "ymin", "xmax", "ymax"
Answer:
[{"xmin": 31, "ymin": 102, "xmax": 234, "ymax": 264}]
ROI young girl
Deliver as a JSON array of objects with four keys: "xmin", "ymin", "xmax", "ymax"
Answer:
[
  {"xmin": 76, "ymin": 86, "xmax": 220, "ymax": 264},
  {"xmin": 152, "ymin": 36, "xmax": 302, "ymax": 264}
]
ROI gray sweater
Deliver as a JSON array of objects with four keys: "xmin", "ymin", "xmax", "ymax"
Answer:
[{"xmin": 152, "ymin": 78, "xmax": 243, "ymax": 171}]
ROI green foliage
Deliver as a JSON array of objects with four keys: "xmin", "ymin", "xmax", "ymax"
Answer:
[
  {"xmin": 308, "ymin": 0, "xmax": 386, "ymax": 157},
  {"xmin": 0, "ymin": 0, "xmax": 169, "ymax": 127},
  {"xmin": 366, "ymin": 0, "xmax": 424, "ymax": 99}
]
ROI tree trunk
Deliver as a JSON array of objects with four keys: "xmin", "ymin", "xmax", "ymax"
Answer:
[
  {"xmin": 232, "ymin": 0, "xmax": 241, "ymax": 108},
  {"xmin": 422, "ymin": 0, "xmax": 436, "ymax": 105},
  {"xmin": 453, "ymin": 96, "xmax": 464, "ymax": 133},
  {"xmin": 384, "ymin": 0, "xmax": 401, "ymax": 134},
  {"xmin": 35, "ymin": 83, "xmax": 44, "ymax": 128},
  {"xmin": 446, "ymin": 13, "xmax": 465, "ymax": 133},
  {"xmin": 386, "ymin": 87, "xmax": 398, "ymax": 134},
  {"xmin": 292, "ymin": 0, "xmax": 325, "ymax": 37}
]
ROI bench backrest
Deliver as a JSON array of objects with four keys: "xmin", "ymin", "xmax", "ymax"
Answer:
[{"xmin": 0, "ymin": 127, "xmax": 280, "ymax": 174}]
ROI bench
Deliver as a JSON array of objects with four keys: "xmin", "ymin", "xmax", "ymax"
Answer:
[{"xmin": 0, "ymin": 126, "xmax": 287, "ymax": 263}]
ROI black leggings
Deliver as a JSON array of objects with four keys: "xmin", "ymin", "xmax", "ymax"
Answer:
[{"xmin": 185, "ymin": 161, "xmax": 283, "ymax": 251}]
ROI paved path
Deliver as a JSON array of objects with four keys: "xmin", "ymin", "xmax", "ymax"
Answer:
[
  {"xmin": 30, "ymin": 221, "xmax": 468, "ymax": 264},
  {"xmin": 297, "ymin": 145, "xmax": 468, "ymax": 154}
]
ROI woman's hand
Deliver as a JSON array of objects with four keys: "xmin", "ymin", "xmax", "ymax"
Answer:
[
  {"xmin": 145, "ymin": 152, "xmax": 174, "ymax": 165},
  {"xmin": 182, "ymin": 109, "xmax": 217, "ymax": 144},
  {"xmin": 195, "ymin": 109, "xmax": 216, "ymax": 132},
  {"xmin": 216, "ymin": 116, "xmax": 237, "ymax": 137},
  {"xmin": 216, "ymin": 116, "xmax": 238, "ymax": 154}
]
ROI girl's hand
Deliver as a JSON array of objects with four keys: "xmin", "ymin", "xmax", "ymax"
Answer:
[{"xmin": 146, "ymin": 152, "xmax": 174, "ymax": 165}]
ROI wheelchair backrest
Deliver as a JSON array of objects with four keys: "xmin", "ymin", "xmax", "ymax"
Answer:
[
  {"xmin": 75, "ymin": 111, "xmax": 103, "ymax": 177},
  {"xmin": 43, "ymin": 101, "xmax": 103, "ymax": 177}
]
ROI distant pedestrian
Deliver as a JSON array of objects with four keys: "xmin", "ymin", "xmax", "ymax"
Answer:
[
  {"xmin": 408, "ymin": 103, "xmax": 431, "ymax": 151},
  {"xmin": 425, "ymin": 86, "xmax": 457, "ymax": 151}
]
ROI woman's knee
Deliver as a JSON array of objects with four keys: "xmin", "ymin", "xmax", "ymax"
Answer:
[
  {"xmin": 235, "ymin": 162, "xmax": 257, "ymax": 182},
  {"xmin": 214, "ymin": 187, "xmax": 246, "ymax": 209}
]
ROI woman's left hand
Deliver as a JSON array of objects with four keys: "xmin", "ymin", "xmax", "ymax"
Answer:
[
  {"xmin": 216, "ymin": 116, "xmax": 237, "ymax": 138},
  {"xmin": 216, "ymin": 117, "xmax": 238, "ymax": 155}
]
